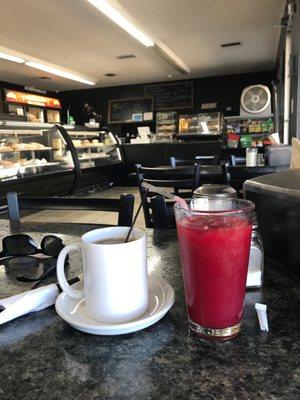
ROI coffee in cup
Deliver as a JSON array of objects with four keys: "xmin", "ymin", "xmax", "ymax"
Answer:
[{"xmin": 56, "ymin": 227, "xmax": 148, "ymax": 324}]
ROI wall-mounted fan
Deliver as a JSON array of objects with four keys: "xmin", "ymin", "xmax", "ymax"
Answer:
[{"xmin": 240, "ymin": 84, "xmax": 271, "ymax": 116}]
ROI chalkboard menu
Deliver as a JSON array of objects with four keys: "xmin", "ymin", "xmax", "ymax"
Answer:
[
  {"xmin": 145, "ymin": 82, "xmax": 193, "ymax": 110},
  {"xmin": 108, "ymin": 97, "xmax": 153, "ymax": 123}
]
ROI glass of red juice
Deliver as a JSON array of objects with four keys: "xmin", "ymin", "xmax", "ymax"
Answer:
[{"xmin": 175, "ymin": 198, "xmax": 254, "ymax": 341}]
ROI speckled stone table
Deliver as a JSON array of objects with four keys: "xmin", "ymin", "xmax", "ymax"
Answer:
[{"xmin": 0, "ymin": 220, "xmax": 299, "ymax": 400}]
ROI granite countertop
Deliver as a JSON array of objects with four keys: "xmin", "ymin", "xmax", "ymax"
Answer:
[{"xmin": 0, "ymin": 220, "xmax": 299, "ymax": 400}]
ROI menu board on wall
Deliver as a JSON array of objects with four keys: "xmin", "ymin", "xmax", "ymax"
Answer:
[
  {"xmin": 108, "ymin": 97, "xmax": 153, "ymax": 123},
  {"xmin": 144, "ymin": 82, "xmax": 193, "ymax": 110}
]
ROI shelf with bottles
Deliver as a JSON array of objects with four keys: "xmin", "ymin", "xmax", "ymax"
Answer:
[
  {"xmin": 225, "ymin": 117, "xmax": 274, "ymax": 135},
  {"xmin": 224, "ymin": 132, "xmax": 272, "ymax": 149},
  {"xmin": 223, "ymin": 116, "xmax": 274, "ymax": 149},
  {"xmin": 0, "ymin": 126, "xmax": 75, "ymax": 182}
]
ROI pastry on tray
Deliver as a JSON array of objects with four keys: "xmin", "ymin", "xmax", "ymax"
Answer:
[
  {"xmin": 0, "ymin": 159, "xmax": 15, "ymax": 167},
  {"xmin": 72, "ymin": 140, "xmax": 81, "ymax": 147},
  {"xmin": 10, "ymin": 143, "xmax": 32, "ymax": 150},
  {"xmin": 0, "ymin": 145, "xmax": 14, "ymax": 152},
  {"xmin": 28, "ymin": 142, "xmax": 47, "ymax": 149}
]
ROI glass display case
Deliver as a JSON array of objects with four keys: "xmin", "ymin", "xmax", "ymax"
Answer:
[
  {"xmin": 67, "ymin": 129, "xmax": 122, "ymax": 170},
  {"xmin": 156, "ymin": 111, "xmax": 177, "ymax": 138},
  {"xmin": 178, "ymin": 112, "xmax": 222, "ymax": 134},
  {"xmin": 0, "ymin": 123, "xmax": 74, "ymax": 183},
  {"xmin": 0, "ymin": 120, "xmax": 124, "ymax": 199}
]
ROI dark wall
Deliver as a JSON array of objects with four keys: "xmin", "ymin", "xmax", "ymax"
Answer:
[{"xmin": 60, "ymin": 71, "xmax": 275, "ymax": 135}]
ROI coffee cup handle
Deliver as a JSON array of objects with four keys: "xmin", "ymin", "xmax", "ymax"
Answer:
[{"xmin": 56, "ymin": 244, "xmax": 84, "ymax": 299}]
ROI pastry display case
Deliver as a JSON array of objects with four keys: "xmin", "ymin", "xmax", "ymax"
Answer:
[
  {"xmin": 178, "ymin": 112, "xmax": 222, "ymax": 134},
  {"xmin": 0, "ymin": 121, "xmax": 123, "ymax": 200},
  {"xmin": 67, "ymin": 129, "xmax": 122, "ymax": 170},
  {"xmin": 156, "ymin": 111, "xmax": 177, "ymax": 139},
  {"xmin": 0, "ymin": 124, "xmax": 74, "ymax": 183}
]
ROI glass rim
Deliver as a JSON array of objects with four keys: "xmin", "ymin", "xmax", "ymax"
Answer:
[{"xmin": 174, "ymin": 198, "xmax": 255, "ymax": 215}]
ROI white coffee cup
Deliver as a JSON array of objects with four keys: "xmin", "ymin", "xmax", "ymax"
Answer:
[{"xmin": 56, "ymin": 227, "xmax": 148, "ymax": 324}]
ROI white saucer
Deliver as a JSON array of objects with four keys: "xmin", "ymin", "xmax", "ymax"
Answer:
[{"xmin": 55, "ymin": 276, "xmax": 175, "ymax": 335}]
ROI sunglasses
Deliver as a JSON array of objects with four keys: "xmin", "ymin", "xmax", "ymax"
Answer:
[
  {"xmin": 0, "ymin": 234, "xmax": 66, "ymax": 287},
  {"xmin": 0, "ymin": 234, "xmax": 65, "ymax": 259}
]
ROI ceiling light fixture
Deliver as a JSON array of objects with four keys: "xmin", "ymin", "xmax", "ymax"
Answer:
[
  {"xmin": 153, "ymin": 45, "xmax": 190, "ymax": 75},
  {"xmin": 87, "ymin": 0, "xmax": 154, "ymax": 47},
  {"xmin": 0, "ymin": 51, "xmax": 25, "ymax": 64},
  {"xmin": 25, "ymin": 61, "xmax": 96, "ymax": 85}
]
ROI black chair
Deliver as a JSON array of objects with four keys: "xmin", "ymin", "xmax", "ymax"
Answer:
[
  {"xmin": 170, "ymin": 155, "xmax": 221, "ymax": 185},
  {"xmin": 221, "ymin": 162, "xmax": 230, "ymax": 185},
  {"xmin": 135, "ymin": 164, "xmax": 201, "ymax": 228},
  {"xmin": 170, "ymin": 155, "xmax": 219, "ymax": 167},
  {"xmin": 6, "ymin": 192, "xmax": 135, "ymax": 226},
  {"xmin": 150, "ymin": 195, "xmax": 175, "ymax": 229},
  {"xmin": 195, "ymin": 155, "xmax": 219, "ymax": 165}
]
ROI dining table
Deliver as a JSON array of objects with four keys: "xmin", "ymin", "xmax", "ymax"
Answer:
[{"xmin": 0, "ymin": 219, "xmax": 299, "ymax": 400}]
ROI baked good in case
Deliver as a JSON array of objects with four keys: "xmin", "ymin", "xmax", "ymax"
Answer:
[
  {"xmin": 0, "ymin": 160, "xmax": 14, "ymax": 167},
  {"xmin": 28, "ymin": 142, "xmax": 46, "ymax": 149},
  {"xmin": 0, "ymin": 145, "xmax": 13, "ymax": 152}
]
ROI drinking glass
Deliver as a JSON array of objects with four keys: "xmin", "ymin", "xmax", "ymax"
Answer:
[{"xmin": 175, "ymin": 198, "xmax": 254, "ymax": 341}]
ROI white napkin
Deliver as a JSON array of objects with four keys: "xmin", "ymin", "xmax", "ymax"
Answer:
[{"xmin": 0, "ymin": 284, "xmax": 60, "ymax": 325}]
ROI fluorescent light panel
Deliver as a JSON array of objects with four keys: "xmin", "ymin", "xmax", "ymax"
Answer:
[
  {"xmin": 0, "ymin": 47, "xmax": 95, "ymax": 85},
  {"xmin": 87, "ymin": 0, "xmax": 154, "ymax": 47},
  {"xmin": 0, "ymin": 51, "xmax": 25, "ymax": 64},
  {"xmin": 25, "ymin": 61, "xmax": 95, "ymax": 86}
]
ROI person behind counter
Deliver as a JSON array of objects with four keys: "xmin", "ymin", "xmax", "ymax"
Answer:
[{"xmin": 80, "ymin": 101, "xmax": 102, "ymax": 125}]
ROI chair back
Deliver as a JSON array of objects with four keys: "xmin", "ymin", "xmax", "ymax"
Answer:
[
  {"xmin": 170, "ymin": 155, "xmax": 218, "ymax": 167},
  {"xmin": 7, "ymin": 192, "xmax": 135, "ymax": 226},
  {"xmin": 150, "ymin": 195, "xmax": 175, "ymax": 229},
  {"xmin": 195, "ymin": 155, "xmax": 219, "ymax": 165},
  {"xmin": 136, "ymin": 163, "xmax": 200, "ymax": 227},
  {"xmin": 221, "ymin": 162, "xmax": 229, "ymax": 185}
]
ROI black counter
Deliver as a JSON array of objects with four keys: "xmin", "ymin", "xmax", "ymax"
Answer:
[
  {"xmin": 76, "ymin": 161, "xmax": 123, "ymax": 192},
  {"xmin": 0, "ymin": 169, "xmax": 76, "ymax": 205},
  {"xmin": 122, "ymin": 141, "xmax": 221, "ymax": 169},
  {"xmin": 0, "ymin": 220, "xmax": 299, "ymax": 399}
]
